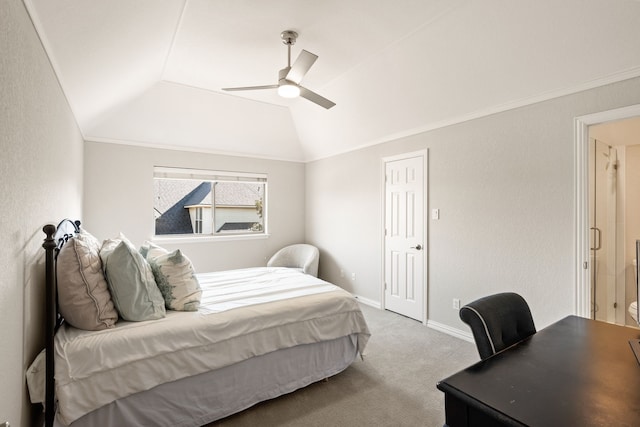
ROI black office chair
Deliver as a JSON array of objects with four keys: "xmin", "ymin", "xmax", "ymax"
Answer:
[{"xmin": 459, "ymin": 292, "xmax": 536, "ymax": 360}]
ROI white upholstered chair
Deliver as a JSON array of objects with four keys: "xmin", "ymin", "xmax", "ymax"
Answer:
[{"xmin": 267, "ymin": 244, "xmax": 319, "ymax": 277}]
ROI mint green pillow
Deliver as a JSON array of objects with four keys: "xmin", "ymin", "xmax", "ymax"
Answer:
[
  {"xmin": 100, "ymin": 236, "xmax": 166, "ymax": 321},
  {"xmin": 139, "ymin": 241, "xmax": 168, "ymax": 260}
]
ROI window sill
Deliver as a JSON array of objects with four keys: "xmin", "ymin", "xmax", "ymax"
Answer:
[{"xmin": 152, "ymin": 233, "xmax": 270, "ymax": 245}]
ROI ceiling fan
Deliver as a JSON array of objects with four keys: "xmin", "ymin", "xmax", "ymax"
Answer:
[{"xmin": 222, "ymin": 30, "xmax": 336, "ymax": 109}]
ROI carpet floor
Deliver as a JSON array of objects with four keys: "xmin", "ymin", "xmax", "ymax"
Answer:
[{"xmin": 207, "ymin": 303, "xmax": 477, "ymax": 427}]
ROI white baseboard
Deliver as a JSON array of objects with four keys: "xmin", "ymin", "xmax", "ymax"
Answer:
[
  {"xmin": 353, "ymin": 295, "xmax": 382, "ymax": 309},
  {"xmin": 353, "ymin": 294, "xmax": 474, "ymax": 343},
  {"xmin": 427, "ymin": 319, "xmax": 474, "ymax": 343}
]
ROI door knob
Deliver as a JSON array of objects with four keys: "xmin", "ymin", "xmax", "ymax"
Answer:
[{"xmin": 410, "ymin": 244, "xmax": 422, "ymax": 250}]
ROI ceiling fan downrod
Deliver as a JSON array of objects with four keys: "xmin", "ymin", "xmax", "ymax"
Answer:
[{"xmin": 281, "ymin": 30, "xmax": 298, "ymax": 68}]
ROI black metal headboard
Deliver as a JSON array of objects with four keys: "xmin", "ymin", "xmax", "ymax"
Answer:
[{"xmin": 42, "ymin": 219, "xmax": 81, "ymax": 427}]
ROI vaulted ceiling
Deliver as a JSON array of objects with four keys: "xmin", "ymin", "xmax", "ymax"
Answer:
[{"xmin": 24, "ymin": 0, "xmax": 640, "ymax": 161}]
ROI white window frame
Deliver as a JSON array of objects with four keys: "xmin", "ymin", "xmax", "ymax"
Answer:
[{"xmin": 152, "ymin": 166, "xmax": 269, "ymax": 243}]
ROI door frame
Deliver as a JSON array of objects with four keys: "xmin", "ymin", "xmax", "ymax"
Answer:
[
  {"xmin": 381, "ymin": 149, "xmax": 428, "ymax": 324},
  {"xmin": 574, "ymin": 104, "xmax": 640, "ymax": 318}
]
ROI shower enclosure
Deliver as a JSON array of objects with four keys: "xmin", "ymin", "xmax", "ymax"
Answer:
[{"xmin": 588, "ymin": 138, "xmax": 623, "ymax": 324}]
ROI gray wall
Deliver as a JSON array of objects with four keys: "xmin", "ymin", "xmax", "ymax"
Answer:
[
  {"xmin": 306, "ymin": 76, "xmax": 640, "ymax": 333},
  {"xmin": 0, "ymin": 1, "xmax": 84, "ymax": 426},
  {"xmin": 83, "ymin": 142, "xmax": 305, "ymax": 273}
]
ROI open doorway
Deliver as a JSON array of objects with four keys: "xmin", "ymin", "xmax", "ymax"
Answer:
[
  {"xmin": 575, "ymin": 105, "xmax": 640, "ymax": 326},
  {"xmin": 588, "ymin": 117, "xmax": 640, "ymax": 326}
]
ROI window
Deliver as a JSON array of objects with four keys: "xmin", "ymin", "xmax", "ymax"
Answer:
[
  {"xmin": 153, "ymin": 167, "xmax": 267, "ymax": 238},
  {"xmin": 194, "ymin": 207, "xmax": 203, "ymax": 234}
]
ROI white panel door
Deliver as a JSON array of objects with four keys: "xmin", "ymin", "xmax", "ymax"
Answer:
[{"xmin": 384, "ymin": 154, "xmax": 425, "ymax": 321}]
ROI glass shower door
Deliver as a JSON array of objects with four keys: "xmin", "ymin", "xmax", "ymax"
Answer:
[{"xmin": 589, "ymin": 138, "xmax": 618, "ymax": 323}]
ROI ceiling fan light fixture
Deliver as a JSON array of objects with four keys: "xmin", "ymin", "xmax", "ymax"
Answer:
[{"xmin": 277, "ymin": 82, "xmax": 300, "ymax": 98}]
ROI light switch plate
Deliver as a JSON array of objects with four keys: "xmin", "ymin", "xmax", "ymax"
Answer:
[{"xmin": 431, "ymin": 208, "xmax": 440, "ymax": 220}]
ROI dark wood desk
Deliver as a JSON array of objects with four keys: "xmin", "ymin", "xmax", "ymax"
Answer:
[{"xmin": 437, "ymin": 315, "xmax": 640, "ymax": 427}]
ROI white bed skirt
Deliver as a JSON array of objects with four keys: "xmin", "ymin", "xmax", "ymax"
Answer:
[{"xmin": 55, "ymin": 334, "xmax": 360, "ymax": 427}]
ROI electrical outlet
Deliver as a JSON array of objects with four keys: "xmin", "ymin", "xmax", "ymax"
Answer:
[
  {"xmin": 351, "ymin": 272, "xmax": 356, "ymax": 281},
  {"xmin": 452, "ymin": 298, "xmax": 460, "ymax": 310}
]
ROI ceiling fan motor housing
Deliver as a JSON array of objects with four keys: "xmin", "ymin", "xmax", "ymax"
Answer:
[
  {"xmin": 281, "ymin": 30, "xmax": 298, "ymax": 45},
  {"xmin": 277, "ymin": 67, "xmax": 300, "ymax": 98}
]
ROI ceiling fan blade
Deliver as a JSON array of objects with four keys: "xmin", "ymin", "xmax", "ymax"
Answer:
[
  {"xmin": 222, "ymin": 85, "xmax": 278, "ymax": 92},
  {"xmin": 299, "ymin": 86, "xmax": 336, "ymax": 109},
  {"xmin": 286, "ymin": 50, "xmax": 318, "ymax": 84}
]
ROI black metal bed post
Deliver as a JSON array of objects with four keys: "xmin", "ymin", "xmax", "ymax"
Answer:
[{"xmin": 42, "ymin": 224, "xmax": 57, "ymax": 427}]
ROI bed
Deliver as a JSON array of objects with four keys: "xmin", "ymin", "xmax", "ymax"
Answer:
[{"xmin": 35, "ymin": 220, "xmax": 370, "ymax": 427}]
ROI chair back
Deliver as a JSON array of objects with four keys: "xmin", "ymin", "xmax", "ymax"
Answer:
[
  {"xmin": 459, "ymin": 292, "xmax": 536, "ymax": 360},
  {"xmin": 267, "ymin": 244, "xmax": 319, "ymax": 277}
]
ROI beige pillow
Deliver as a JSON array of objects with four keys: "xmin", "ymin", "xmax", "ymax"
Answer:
[{"xmin": 57, "ymin": 230, "xmax": 118, "ymax": 330}]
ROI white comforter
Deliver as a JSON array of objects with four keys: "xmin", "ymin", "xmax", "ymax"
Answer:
[{"xmin": 54, "ymin": 267, "xmax": 370, "ymax": 425}]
